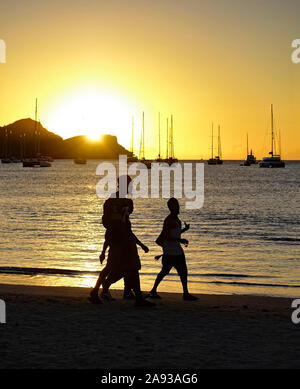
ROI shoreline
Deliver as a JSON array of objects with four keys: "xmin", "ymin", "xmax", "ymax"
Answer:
[
  {"xmin": 0, "ymin": 282, "xmax": 293, "ymax": 315},
  {"xmin": 1, "ymin": 283, "xmax": 298, "ymax": 369},
  {"xmin": 0, "ymin": 273, "xmax": 298, "ymax": 299}
]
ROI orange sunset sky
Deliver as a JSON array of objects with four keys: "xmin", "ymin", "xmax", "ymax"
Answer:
[{"xmin": 0, "ymin": 0, "xmax": 299, "ymax": 159}]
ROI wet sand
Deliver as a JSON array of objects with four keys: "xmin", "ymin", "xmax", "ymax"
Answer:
[{"xmin": 0, "ymin": 283, "xmax": 299, "ymax": 369}]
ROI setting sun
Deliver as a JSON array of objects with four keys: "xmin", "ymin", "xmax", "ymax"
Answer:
[{"xmin": 44, "ymin": 87, "xmax": 134, "ymax": 144}]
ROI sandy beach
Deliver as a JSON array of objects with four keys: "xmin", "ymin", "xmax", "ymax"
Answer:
[{"xmin": 1, "ymin": 283, "xmax": 299, "ymax": 369}]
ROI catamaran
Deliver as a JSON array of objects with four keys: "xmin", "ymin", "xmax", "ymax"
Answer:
[{"xmin": 259, "ymin": 105, "xmax": 285, "ymax": 168}]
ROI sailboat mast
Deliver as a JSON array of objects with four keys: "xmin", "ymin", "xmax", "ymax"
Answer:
[
  {"xmin": 170, "ymin": 115, "xmax": 174, "ymax": 159},
  {"xmin": 139, "ymin": 113, "xmax": 142, "ymax": 160},
  {"xmin": 35, "ymin": 98, "xmax": 38, "ymax": 124},
  {"xmin": 220, "ymin": 126, "xmax": 222, "ymax": 159},
  {"xmin": 37, "ymin": 120, "xmax": 41, "ymax": 155},
  {"xmin": 142, "ymin": 111, "xmax": 145, "ymax": 159},
  {"xmin": 247, "ymin": 133, "xmax": 249, "ymax": 156},
  {"xmin": 166, "ymin": 118, "xmax": 169, "ymax": 159},
  {"xmin": 131, "ymin": 116, "xmax": 134, "ymax": 154},
  {"xmin": 158, "ymin": 112, "xmax": 161, "ymax": 159},
  {"xmin": 271, "ymin": 104, "xmax": 274, "ymax": 156},
  {"xmin": 173, "ymin": 115, "xmax": 175, "ymax": 159},
  {"xmin": 211, "ymin": 122, "xmax": 214, "ymax": 159},
  {"xmin": 218, "ymin": 125, "xmax": 220, "ymax": 158},
  {"xmin": 34, "ymin": 98, "xmax": 38, "ymax": 156}
]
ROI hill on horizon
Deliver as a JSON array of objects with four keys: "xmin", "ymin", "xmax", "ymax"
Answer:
[{"xmin": 0, "ymin": 118, "xmax": 132, "ymax": 159}]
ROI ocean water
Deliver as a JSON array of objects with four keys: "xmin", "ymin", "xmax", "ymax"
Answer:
[{"xmin": 0, "ymin": 159, "xmax": 299, "ymax": 298}]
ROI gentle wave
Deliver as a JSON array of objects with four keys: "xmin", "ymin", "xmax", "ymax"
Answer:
[
  {"xmin": 1, "ymin": 267, "xmax": 298, "ymax": 289},
  {"xmin": 0, "ymin": 266, "xmax": 272, "ymax": 279},
  {"xmin": 261, "ymin": 237, "xmax": 300, "ymax": 243},
  {"xmin": 0, "ymin": 267, "xmax": 97, "ymax": 276},
  {"xmin": 194, "ymin": 280, "xmax": 300, "ymax": 289}
]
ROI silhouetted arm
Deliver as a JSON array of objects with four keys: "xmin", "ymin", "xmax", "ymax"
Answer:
[
  {"xmin": 181, "ymin": 222, "xmax": 190, "ymax": 234},
  {"xmin": 128, "ymin": 199, "xmax": 134, "ymax": 215},
  {"xmin": 130, "ymin": 232, "xmax": 149, "ymax": 253},
  {"xmin": 99, "ymin": 239, "xmax": 108, "ymax": 264}
]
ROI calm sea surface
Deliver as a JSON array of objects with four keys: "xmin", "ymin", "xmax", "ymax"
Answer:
[{"xmin": 0, "ymin": 160, "xmax": 299, "ymax": 297}]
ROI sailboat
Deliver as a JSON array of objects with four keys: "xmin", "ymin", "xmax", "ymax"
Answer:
[
  {"xmin": 207, "ymin": 123, "xmax": 223, "ymax": 165},
  {"xmin": 138, "ymin": 112, "xmax": 151, "ymax": 168},
  {"xmin": 259, "ymin": 105, "xmax": 285, "ymax": 168},
  {"xmin": 128, "ymin": 116, "xmax": 138, "ymax": 162},
  {"xmin": 23, "ymin": 99, "xmax": 52, "ymax": 167},
  {"xmin": 162, "ymin": 115, "xmax": 178, "ymax": 165},
  {"xmin": 242, "ymin": 133, "xmax": 256, "ymax": 166},
  {"xmin": 23, "ymin": 101, "xmax": 39, "ymax": 167},
  {"xmin": 166, "ymin": 115, "xmax": 178, "ymax": 164},
  {"xmin": 163, "ymin": 117, "xmax": 169, "ymax": 164}
]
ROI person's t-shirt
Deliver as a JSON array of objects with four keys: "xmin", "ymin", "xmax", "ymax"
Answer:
[
  {"xmin": 162, "ymin": 215, "xmax": 184, "ymax": 256},
  {"xmin": 102, "ymin": 194, "xmax": 134, "ymax": 245}
]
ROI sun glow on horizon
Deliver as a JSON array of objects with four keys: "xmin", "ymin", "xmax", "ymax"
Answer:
[{"xmin": 44, "ymin": 88, "xmax": 134, "ymax": 145}]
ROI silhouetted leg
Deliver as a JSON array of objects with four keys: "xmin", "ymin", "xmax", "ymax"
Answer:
[
  {"xmin": 174, "ymin": 256, "xmax": 189, "ymax": 295},
  {"xmin": 102, "ymin": 272, "xmax": 124, "ymax": 293},
  {"xmin": 125, "ymin": 270, "xmax": 155, "ymax": 307},
  {"xmin": 150, "ymin": 265, "xmax": 172, "ymax": 293},
  {"xmin": 123, "ymin": 274, "xmax": 134, "ymax": 299},
  {"xmin": 92, "ymin": 266, "xmax": 110, "ymax": 293},
  {"xmin": 124, "ymin": 270, "xmax": 143, "ymax": 301}
]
